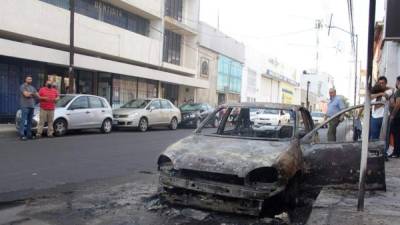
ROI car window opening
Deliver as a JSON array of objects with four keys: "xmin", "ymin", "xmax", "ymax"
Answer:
[{"xmin": 199, "ymin": 106, "xmax": 296, "ymax": 140}]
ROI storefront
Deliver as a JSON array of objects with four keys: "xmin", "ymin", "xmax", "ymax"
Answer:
[{"xmin": 0, "ymin": 56, "xmax": 160, "ymax": 122}]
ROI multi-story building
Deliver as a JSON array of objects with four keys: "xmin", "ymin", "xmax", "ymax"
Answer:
[
  {"xmin": 258, "ymin": 58, "xmax": 300, "ymax": 105},
  {"xmin": 241, "ymin": 47, "xmax": 266, "ymax": 103},
  {"xmin": 197, "ymin": 22, "xmax": 245, "ymax": 106},
  {"xmin": 0, "ymin": 0, "xmax": 206, "ymax": 121}
]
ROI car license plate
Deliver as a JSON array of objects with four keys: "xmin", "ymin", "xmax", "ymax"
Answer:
[{"xmin": 112, "ymin": 120, "xmax": 118, "ymax": 125}]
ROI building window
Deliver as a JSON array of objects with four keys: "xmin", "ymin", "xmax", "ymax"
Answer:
[
  {"xmin": 41, "ymin": 0, "xmax": 69, "ymax": 9},
  {"xmin": 40, "ymin": 0, "xmax": 150, "ymax": 36},
  {"xmin": 77, "ymin": 71, "xmax": 94, "ymax": 94},
  {"xmin": 217, "ymin": 56, "xmax": 242, "ymax": 94},
  {"xmin": 200, "ymin": 58, "xmax": 209, "ymax": 77},
  {"xmin": 163, "ymin": 30, "xmax": 182, "ymax": 65},
  {"xmin": 165, "ymin": 0, "xmax": 183, "ymax": 22},
  {"xmin": 112, "ymin": 75, "xmax": 138, "ymax": 109}
]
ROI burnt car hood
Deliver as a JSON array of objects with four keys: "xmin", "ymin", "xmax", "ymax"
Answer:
[{"xmin": 162, "ymin": 134, "xmax": 292, "ymax": 177}]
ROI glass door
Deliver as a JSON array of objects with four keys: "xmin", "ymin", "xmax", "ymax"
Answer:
[{"xmin": 98, "ymin": 73, "xmax": 112, "ymax": 103}]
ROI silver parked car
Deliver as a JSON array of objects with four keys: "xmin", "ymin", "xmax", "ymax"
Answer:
[
  {"xmin": 15, "ymin": 94, "xmax": 113, "ymax": 136},
  {"xmin": 112, "ymin": 98, "xmax": 181, "ymax": 132}
]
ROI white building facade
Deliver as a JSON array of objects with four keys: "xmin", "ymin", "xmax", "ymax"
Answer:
[
  {"xmin": 0, "ymin": 0, "xmax": 206, "ymax": 121},
  {"xmin": 197, "ymin": 22, "xmax": 245, "ymax": 105}
]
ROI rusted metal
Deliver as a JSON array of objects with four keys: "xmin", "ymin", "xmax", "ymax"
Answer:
[
  {"xmin": 302, "ymin": 141, "xmax": 386, "ymax": 190},
  {"xmin": 160, "ymin": 187, "xmax": 264, "ymax": 216}
]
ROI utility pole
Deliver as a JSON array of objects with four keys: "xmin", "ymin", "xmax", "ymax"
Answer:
[
  {"xmin": 306, "ymin": 81, "xmax": 310, "ymax": 110},
  {"xmin": 68, "ymin": 0, "xmax": 75, "ymax": 94},
  {"xmin": 354, "ymin": 34, "xmax": 358, "ymax": 106},
  {"xmin": 358, "ymin": 0, "xmax": 375, "ymax": 211},
  {"xmin": 315, "ymin": 20, "xmax": 323, "ymax": 75}
]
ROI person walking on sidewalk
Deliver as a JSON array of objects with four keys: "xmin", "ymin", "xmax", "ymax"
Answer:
[
  {"xmin": 19, "ymin": 76, "xmax": 38, "ymax": 140},
  {"xmin": 389, "ymin": 76, "xmax": 400, "ymax": 157},
  {"xmin": 326, "ymin": 88, "xmax": 345, "ymax": 142},
  {"xmin": 36, "ymin": 80, "xmax": 59, "ymax": 138}
]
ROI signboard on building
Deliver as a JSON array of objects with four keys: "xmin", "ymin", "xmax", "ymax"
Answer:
[{"xmin": 385, "ymin": 0, "xmax": 400, "ymax": 40}]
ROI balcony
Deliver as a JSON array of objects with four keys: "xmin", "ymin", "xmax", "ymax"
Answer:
[
  {"xmin": 0, "ymin": 0, "xmax": 162, "ymax": 66},
  {"xmin": 113, "ymin": 0, "xmax": 163, "ymax": 19}
]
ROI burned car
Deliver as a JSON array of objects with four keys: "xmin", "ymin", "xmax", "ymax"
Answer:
[
  {"xmin": 157, "ymin": 102, "xmax": 387, "ymax": 216},
  {"xmin": 157, "ymin": 103, "xmax": 312, "ymax": 215}
]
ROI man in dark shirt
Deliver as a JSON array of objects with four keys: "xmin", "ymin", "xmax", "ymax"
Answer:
[
  {"xmin": 19, "ymin": 76, "xmax": 38, "ymax": 140},
  {"xmin": 390, "ymin": 76, "xmax": 400, "ymax": 157}
]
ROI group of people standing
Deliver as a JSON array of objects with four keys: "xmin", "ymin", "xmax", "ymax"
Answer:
[
  {"xmin": 325, "ymin": 75, "xmax": 400, "ymax": 158},
  {"xmin": 368, "ymin": 76, "xmax": 400, "ymax": 158},
  {"xmin": 19, "ymin": 76, "xmax": 59, "ymax": 140}
]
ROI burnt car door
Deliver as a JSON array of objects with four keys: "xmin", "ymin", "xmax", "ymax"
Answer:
[{"xmin": 300, "ymin": 104, "xmax": 387, "ymax": 190}]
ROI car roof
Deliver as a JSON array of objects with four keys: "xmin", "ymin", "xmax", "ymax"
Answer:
[
  {"xmin": 221, "ymin": 102, "xmax": 303, "ymax": 110},
  {"xmin": 60, "ymin": 94, "xmax": 106, "ymax": 99}
]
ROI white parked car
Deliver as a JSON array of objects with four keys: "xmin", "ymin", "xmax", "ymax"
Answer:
[
  {"xmin": 252, "ymin": 109, "xmax": 290, "ymax": 126},
  {"xmin": 311, "ymin": 112, "xmax": 327, "ymax": 128},
  {"xmin": 16, "ymin": 94, "xmax": 113, "ymax": 136},
  {"xmin": 112, "ymin": 98, "xmax": 181, "ymax": 132}
]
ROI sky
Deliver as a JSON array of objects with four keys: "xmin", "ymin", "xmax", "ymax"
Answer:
[{"xmin": 200, "ymin": 0, "xmax": 385, "ymax": 102}]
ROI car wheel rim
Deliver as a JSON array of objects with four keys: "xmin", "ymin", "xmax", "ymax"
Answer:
[
  {"xmin": 104, "ymin": 120, "xmax": 112, "ymax": 132},
  {"xmin": 140, "ymin": 119, "xmax": 147, "ymax": 131},
  {"xmin": 55, "ymin": 122, "xmax": 65, "ymax": 134},
  {"xmin": 172, "ymin": 119, "xmax": 177, "ymax": 129}
]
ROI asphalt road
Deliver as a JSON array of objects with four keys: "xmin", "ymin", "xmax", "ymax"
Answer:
[{"xmin": 0, "ymin": 128, "xmax": 193, "ymax": 195}]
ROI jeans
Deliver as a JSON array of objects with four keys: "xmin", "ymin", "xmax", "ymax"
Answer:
[
  {"xmin": 369, "ymin": 117, "xmax": 383, "ymax": 140},
  {"xmin": 19, "ymin": 107, "xmax": 34, "ymax": 138}
]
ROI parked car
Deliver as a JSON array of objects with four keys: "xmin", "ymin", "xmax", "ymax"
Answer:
[
  {"xmin": 251, "ymin": 108, "xmax": 291, "ymax": 133},
  {"xmin": 311, "ymin": 111, "xmax": 327, "ymax": 128},
  {"xmin": 15, "ymin": 94, "xmax": 113, "ymax": 136},
  {"xmin": 157, "ymin": 102, "xmax": 386, "ymax": 216},
  {"xmin": 112, "ymin": 98, "xmax": 181, "ymax": 132},
  {"xmin": 179, "ymin": 103, "xmax": 219, "ymax": 128}
]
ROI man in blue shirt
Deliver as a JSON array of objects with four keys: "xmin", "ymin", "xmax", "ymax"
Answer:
[{"xmin": 326, "ymin": 88, "xmax": 345, "ymax": 141}]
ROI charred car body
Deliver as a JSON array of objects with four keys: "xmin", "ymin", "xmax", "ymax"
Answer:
[{"xmin": 157, "ymin": 102, "xmax": 387, "ymax": 216}]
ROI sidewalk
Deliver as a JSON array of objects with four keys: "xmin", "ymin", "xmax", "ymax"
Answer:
[
  {"xmin": 306, "ymin": 159, "xmax": 400, "ymax": 225},
  {"xmin": 0, "ymin": 123, "xmax": 17, "ymax": 136}
]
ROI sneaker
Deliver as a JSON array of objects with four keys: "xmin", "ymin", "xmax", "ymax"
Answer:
[
  {"xmin": 20, "ymin": 136, "xmax": 27, "ymax": 141},
  {"xmin": 36, "ymin": 135, "xmax": 42, "ymax": 139}
]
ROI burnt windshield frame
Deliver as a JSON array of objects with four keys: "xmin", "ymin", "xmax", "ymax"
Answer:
[{"xmin": 195, "ymin": 106, "xmax": 297, "ymax": 141}]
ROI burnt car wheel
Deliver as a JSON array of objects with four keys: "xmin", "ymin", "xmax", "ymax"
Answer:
[{"xmin": 283, "ymin": 174, "xmax": 300, "ymax": 208}]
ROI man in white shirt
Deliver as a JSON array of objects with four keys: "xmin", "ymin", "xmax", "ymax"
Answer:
[{"xmin": 370, "ymin": 76, "xmax": 394, "ymax": 140}]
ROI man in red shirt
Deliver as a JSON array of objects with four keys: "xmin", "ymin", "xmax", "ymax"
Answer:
[{"xmin": 37, "ymin": 80, "xmax": 59, "ymax": 138}]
